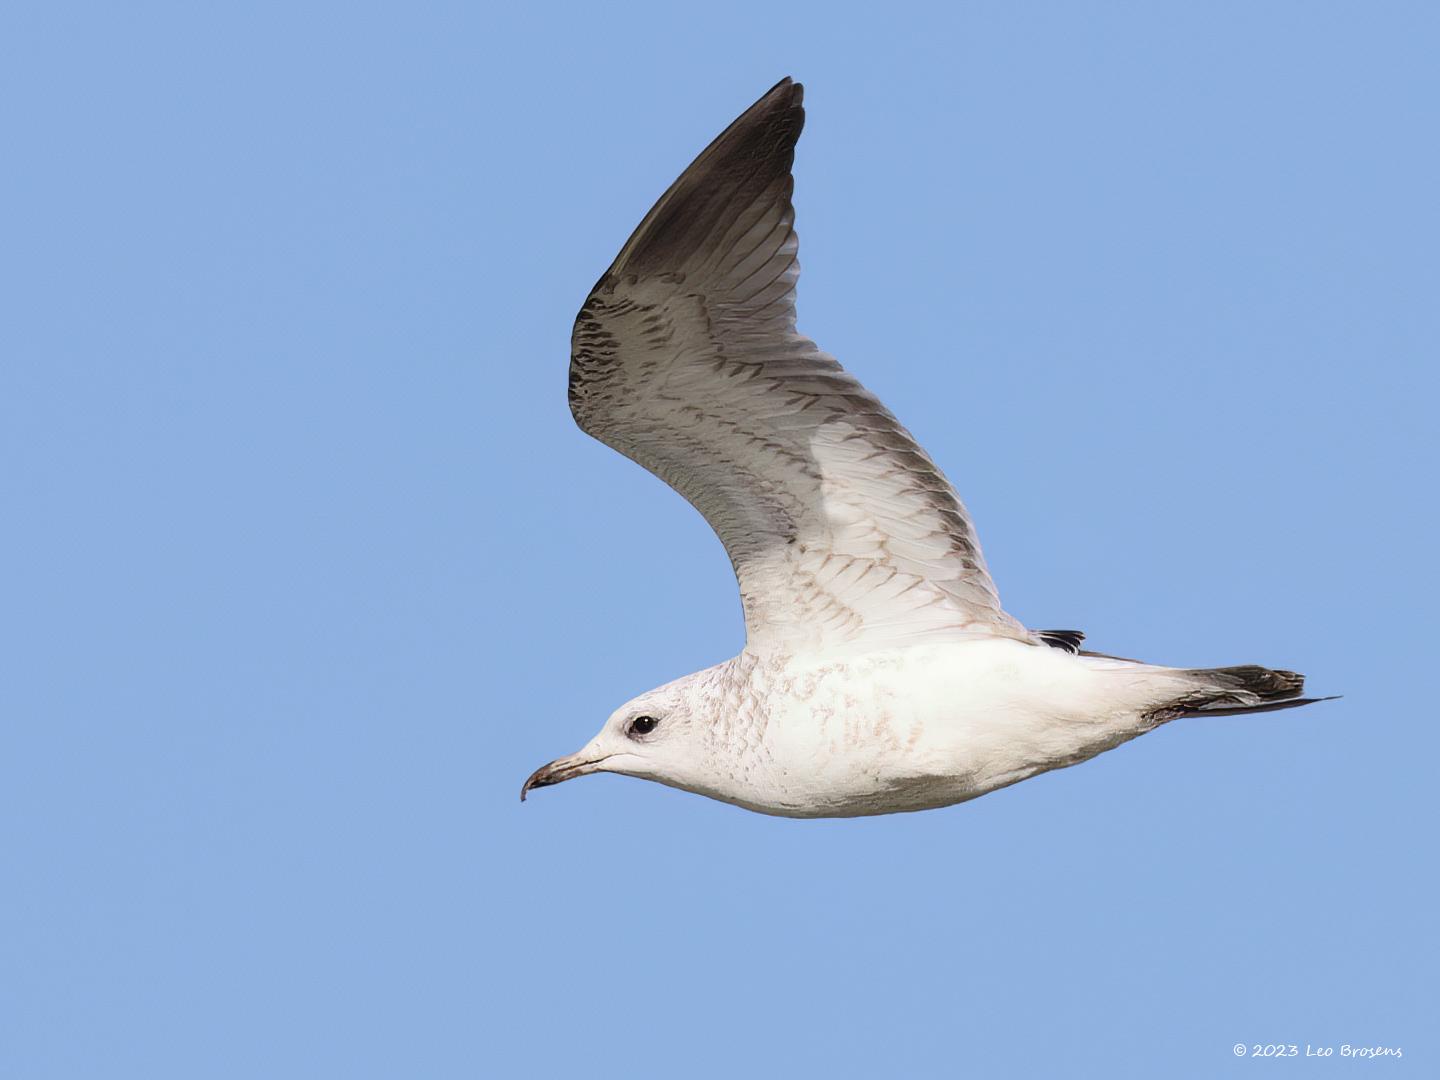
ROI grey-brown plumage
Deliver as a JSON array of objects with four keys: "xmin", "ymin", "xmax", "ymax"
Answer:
[{"xmin": 569, "ymin": 78, "xmax": 1030, "ymax": 656}]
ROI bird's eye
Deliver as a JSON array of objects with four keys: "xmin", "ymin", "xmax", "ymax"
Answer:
[{"xmin": 628, "ymin": 715, "xmax": 659, "ymax": 737}]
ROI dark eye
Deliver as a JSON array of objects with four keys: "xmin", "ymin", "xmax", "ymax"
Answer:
[{"xmin": 628, "ymin": 715, "xmax": 659, "ymax": 737}]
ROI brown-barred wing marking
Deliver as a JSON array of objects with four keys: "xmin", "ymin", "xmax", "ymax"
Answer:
[{"xmin": 568, "ymin": 78, "xmax": 1031, "ymax": 657}]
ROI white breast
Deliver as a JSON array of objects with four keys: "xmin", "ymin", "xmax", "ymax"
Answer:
[{"xmin": 743, "ymin": 640, "xmax": 1173, "ymax": 816}]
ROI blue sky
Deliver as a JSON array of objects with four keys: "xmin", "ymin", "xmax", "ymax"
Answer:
[{"xmin": 3, "ymin": 2, "xmax": 1435, "ymax": 1076}]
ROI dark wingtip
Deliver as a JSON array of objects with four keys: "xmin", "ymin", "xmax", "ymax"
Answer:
[
  {"xmin": 1036, "ymin": 629, "xmax": 1086, "ymax": 654},
  {"xmin": 724, "ymin": 76, "xmax": 805, "ymax": 148},
  {"xmin": 766, "ymin": 75, "xmax": 803, "ymax": 107},
  {"xmin": 1177, "ymin": 694, "xmax": 1340, "ymax": 719},
  {"xmin": 606, "ymin": 76, "xmax": 807, "ymax": 280}
]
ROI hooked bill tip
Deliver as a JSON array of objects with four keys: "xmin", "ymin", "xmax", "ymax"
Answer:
[
  {"xmin": 521, "ymin": 753, "xmax": 607, "ymax": 803},
  {"xmin": 519, "ymin": 761, "xmax": 559, "ymax": 802}
]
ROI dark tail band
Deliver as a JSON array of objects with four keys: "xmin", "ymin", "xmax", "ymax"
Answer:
[{"xmin": 1153, "ymin": 665, "xmax": 1338, "ymax": 722}]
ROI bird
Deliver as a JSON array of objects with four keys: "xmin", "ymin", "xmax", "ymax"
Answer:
[{"xmin": 521, "ymin": 77, "xmax": 1330, "ymax": 818}]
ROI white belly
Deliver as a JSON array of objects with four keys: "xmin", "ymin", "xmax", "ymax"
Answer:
[{"xmin": 738, "ymin": 638, "xmax": 1175, "ymax": 817}]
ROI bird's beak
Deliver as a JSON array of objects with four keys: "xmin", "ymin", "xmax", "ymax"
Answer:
[{"xmin": 520, "ymin": 751, "xmax": 609, "ymax": 801}]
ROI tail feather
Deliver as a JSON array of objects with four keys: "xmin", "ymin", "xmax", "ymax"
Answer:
[{"xmin": 1153, "ymin": 664, "xmax": 1337, "ymax": 722}]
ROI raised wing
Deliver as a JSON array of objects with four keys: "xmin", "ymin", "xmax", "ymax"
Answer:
[{"xmin": 569, "ymin": 78, "xmax": 1031, "ymax": 656}]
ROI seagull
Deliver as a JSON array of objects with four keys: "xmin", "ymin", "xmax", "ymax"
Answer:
[{"xmin": 522, "ymin": 78, "xmax": 1329, "ymax": 817}]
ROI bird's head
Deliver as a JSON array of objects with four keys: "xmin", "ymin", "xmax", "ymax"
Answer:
[{"xmin": 520, "ymin": 675, "xmax": 712, "ymax": 803}]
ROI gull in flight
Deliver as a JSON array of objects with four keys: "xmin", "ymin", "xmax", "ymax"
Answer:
[{"xmin": 522, "ymin": 78, "xmax": 1329, "ymax": 817}]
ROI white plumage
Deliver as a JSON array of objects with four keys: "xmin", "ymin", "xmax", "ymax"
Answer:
[{"xmin": 523, "ymin": 78, "xmax": 1324, "ymax": 817}]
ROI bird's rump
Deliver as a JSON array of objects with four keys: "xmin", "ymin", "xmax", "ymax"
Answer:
[{"xmin": 568, "ymin": 78, "xmax": 1031, "ymax": 656}]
